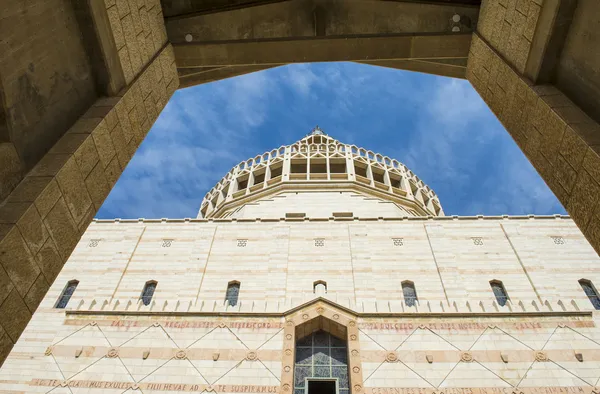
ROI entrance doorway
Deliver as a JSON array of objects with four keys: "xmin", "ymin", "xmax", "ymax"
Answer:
[{"xmin": 308, "ymin": 380, "xmax": 337, "ymax": 394}]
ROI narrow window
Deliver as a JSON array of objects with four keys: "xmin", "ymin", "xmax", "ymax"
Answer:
[
  {"xmin": 579, "ymin": 279, "xmax": 600, "ymax": 310},
  {"xmin": 490, "ymin": 280, "xmax": 509, "ymax": 306},
  {"xmin": 225, "ymin": 281, "xmax": 240, "ymax": 306},
  {"xmin": 314, "ymin": 280, "xmax": 327, "ymax": 295},
  {"xmin": 402, "ymin": 281, "xmax": 417, "ymax": 307},
  {"xmin": 141, "ymin": 281, "xmax": 157, "ymax": 306},
  {"xmin": 56, "ymin": 280, "xmax": 79, "ymax": 309}
]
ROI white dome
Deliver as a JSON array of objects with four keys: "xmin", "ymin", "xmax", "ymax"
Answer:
[{"xmin": 199, "ymin": 128, "xmax": 443, "ymax": 219}]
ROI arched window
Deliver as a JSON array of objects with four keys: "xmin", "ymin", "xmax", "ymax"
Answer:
[
  {"xmin": 579, "ymin": 279, "xmax": 600, "ymax": 310},
  {"xmin": 225, "ymin": 281, "xmax": 240, "ymax": 306},
  {"xmin": 56, "ymin": 280, "xmax": 79, "ymax": 309},
  {"xmin": 402, "ymin": 281, "xmax": 417, "ymax": 307},
  {"xmin": 313, "ymin": 280, "xmax": 327, "ymax": 295},
  {"xmin": 141, "ymin": 281, "xmax": 157, "ymax": 306},
  {"xmin": 490, "ymin": 280, "xmax": 509, "ymax": 306}
]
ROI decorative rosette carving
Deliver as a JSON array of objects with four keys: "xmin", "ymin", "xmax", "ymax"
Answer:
[
  {"xmin": 285, "ymin": 349, "xmax": 293, "ymax": 356},
  {"xmin": 284, "ymin": 366, "xmax": 291, "ymax": 372},
  {"xmin": 352, "ymin": 366, "xmax": 360, "ymax": 373},
  {"xmin": 302, "ymin": 313, "xmax": 309, "ymax": 320},
  {"xmin": 286, "ymin": 320, "xmax": 294, "ymax": 326},
  {"xmin": 460, "ymin": 352, "xmax": 473, "ymax": 362},
  {"xmin": 354, "ymin": 385, "xmax": 363, "ymax": 392},
  {"xmin": 283, "ymin": 384, "xmax": 291, "ymax": 392},
  {"xmin": 107, "ymin": 348, "xmax": 119, "ymax": 358},
  {"xmin": 333, "ymin": 314, "xmax": 340, "ymax": 320},
  {"xmin": 535, "ymin": 351, "xmax": 548, "ymax": 362},
  {"xmin": 45, "ymin": 346, "xmax": 53, "ymax": 356},
  {"xmin": 348, "ymin": 321, "xmax": 356, "ymax": 327},
  {"xmin": 350, "ymin": 334, "xmax": 357, "ymax": 341},
  {"xmin": 386, "ymin": 352, "xmax": 398, "ymax": 362},
  {"xmin": 351, "ymin": 350, "xmax": 359, "ymax": 357},
  {"xmin": 316, "ymin": 307, "xmax": 325, "ymax": 314},
  {"xmin": 285, "ymin": 334, "xmax": 293, "ymax": 340},
  {"xmin": 247, "ymin": 351, "xmax": 258, "ymax": 361},
  {"xmin": 175, "ymin": 350, "xmax": 187, "ymax": 359}
]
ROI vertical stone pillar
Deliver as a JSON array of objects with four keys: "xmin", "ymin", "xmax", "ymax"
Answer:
[
  {"xmin": 346, "ymin": 319, "xmax": 364, "ymax": 394},
  {"xmin": 280, "ymin": 319, "xmax": 296, "ymax": 394},
  {"xmin": 467, "ymin": 0, "xmax": 600, "ymax": 255},
  {"xmin": 0, "ymin": 0, "xmax": 179, "ymax": 364}
]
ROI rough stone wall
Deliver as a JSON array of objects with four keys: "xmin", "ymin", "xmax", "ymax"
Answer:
[
  {"xmin": 105, "ymin": 0, "xmax": 169, "ymax": 84},
  {"xmin": 0, "ymin": 45, "xmax": 178, "ymax": 364},
  {"xmin": 0, "ymin": 0, "xmax": 99, "ymax": 201},
  {"xmin": 467, "ymin": 0, "xmax": 600, "ymax": 256}
]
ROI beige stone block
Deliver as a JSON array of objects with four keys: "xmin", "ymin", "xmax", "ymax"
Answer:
[
  {"xmin": 84, "ymin": 162, "xmax": 111, "ymax": 211},
  {"xmin": 559, "ymin": 127, "xmax": 588, "ymax": 171},
  {"xmin": 74, "ymin": 135, "xmax": 101, "ymax": 178},
  {"xmin": 5, "ymin": 176, "xmax": 52, "ymax": 205},
  {"xmin": 567, "ymin": 170, "xmax": 600, "ymax": 228},
  {"xmin": 115, "ymin": 0, "xmax": 130, "ymax": 18},
  {"xmin": 119, "ymin": 46, "xmax": 134, "ymax": 84},
  {"xmin": 43, "ymin": 197, "xmax": 80, "ymax": 260},
  {"xmin": 553, "ymin": 154, "xmax": 577, "ymax": 193},
  {"xmin": 16, "ymin": 204, "xmax": 49, "ymax": 256},
  {"xmin": 582, "ymin": 147, "xmax": 600, "ymax": 184},
  {"xmin": 0, "ymin": 327, "xmax": 13, "ymax": 365},
  {"xmin": 77, "ymin": 206, "xmax": 96, "ymax": 234},
  {"xmin": 35, "ymin": 237, "xmax": 64, "ymax": 285},
  {"xmin": 515, "ymin": 0, "xmax": 530, "ymax": 15},
  {"xmin": 0, "ymin": 227, "xmax": 39, "ymax": 298},
  {"xmin": 0, "ymin": 289, "xmax": 31, "ymax": 342},
  {"xmin": 67, "ymin": 117, "xmax": 104, "ymax": 135},
  {"xmin": 129, "ymin": 0, "xmax": 143, "ymax": 34},
  {"xmin": 24, "ymin": 273, "xmax": 49, "ymax": 313},
  {"xmin": 29, "ymin": 154, "xmax": 71, "ymax": 177},
  {"xmin": 104, "ymin": 106, "xmax": 120, "ymax": 131},
  {"xmin": 92, "ymin": 120, "xmax": 117, "ymax": 169},
  {"xmin": 0, "ymin": 261, "xmax": 13, "ymax": 306},
  {"xmin": 105, "ymin": 157, "xmax": 123, "ymax": 188},
  {"xmin": 56, "ymin": 157, "xmax": 93, "ymax": 225},
  {"xmin": 34, "ymin": 179, "xmax": 62, "ymax": 219},
  {"xmin": 0, "ymin": 202, "xmax": 29, "ymax": 225},
  {"xmin": 524, "ymin": 3, "xmax": 541, "ymax": 42},
  {"xmin": 0, "ymin": 143, "xmax": 23, "ymax": 201},
  {"xmin": 110, "ymin": 123, "xmax": 131, "ymax": 169},
  {"xmin": 571, "ymin": 122, "xmax": 600, "ymax": 147},
  {"xmin": 49, "ymin": 133, "xmax": 87, "ymax": 157},
  {"xmin": 540, "ymin": 111, "xmax": 567, "ymax": 164}
]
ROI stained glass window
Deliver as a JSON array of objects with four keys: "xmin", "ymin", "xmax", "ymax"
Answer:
[
  {"xmin": 490, "ymin": 281, "xmax": 508, "ymax": 306},
  {"xmin": 402, "ymin": 281, "xmax": 417, "ymax": 307},
  {"xmin": 141, "ymin": 281, "xmax": 157, "ymax": 306},
  {"xmin": 579, "ymin": 280, "xmax": 600, "ymax": 310},
  {"xmin": 294, "ymin": 330, "xmax": 348, "ymax": 394},
  {"xmin": 56, "ymin": 280, "xmax": 79, "ymax": 309},
  {"xmin": 226, "ymin": 281, "xmax": 240, "ymax": 306}
]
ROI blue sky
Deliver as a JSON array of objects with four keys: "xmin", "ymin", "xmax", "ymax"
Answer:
[{"xmin": 97, "ymin": 62, "xmax": 566, "ymax": 219}]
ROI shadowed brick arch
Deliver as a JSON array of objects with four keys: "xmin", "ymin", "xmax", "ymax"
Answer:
[{"xmin": 0, "ymin": 0, "xmax": 599, "ymax": 366}]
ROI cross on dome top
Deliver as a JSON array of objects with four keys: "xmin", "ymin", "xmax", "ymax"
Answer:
[{"xmin": 309, "ymin": 125, "xmax": 326, "ymax": 136}]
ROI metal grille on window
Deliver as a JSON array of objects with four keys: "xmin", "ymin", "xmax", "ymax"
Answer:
[
  {"xmin": 392, "ymin": 238, "xmax": 403, "ymax": 246},
  {"xmin": 56, "ymin": 280, "xmax": 79, "ymax": 309},
  {"xmin": 141, "ymin": 281, "xmax": 157, "ymax": 306},
  {"xmin": 88, "ymin": 239, "xmax": 100, "ymax": 248},
  {"xmin": 162, "ymin": 239, "xmax": 172, "ymax": 247},
  {"xmin": 237, "ymin": 239, "xmax": 247, "ymax": 247},
  {"xmin": 490, "ymin": 281, "xmax": 508, "ymax": 306},
  {"xmin": 472, "ymin": 237, "xmax": 483, "ymax": 246},
  {"xmin": 314, "ymin": 238, "xmax": 324, "ymax": 247},
  {"xmin": 294, "ymin": 330, "xmax": 349, "ymax": 394},
  {"xmin": 402, "ymin": 281, "xmax": 417, "ymax": 307},
  {"xmin": 579, "ymin": 280, "xmax": 600, "ymax": 310},
  {"xmin": 225, "ymin": 282, "xmax": 240, "ymax": 306},
  {"xmin": 552, "ymin": 236, "xmax": 565, "ymax": 245}
]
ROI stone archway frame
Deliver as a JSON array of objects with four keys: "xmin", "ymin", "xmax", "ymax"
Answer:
[{"xmin": 281, "ymin": 300, "xmax": 364, "ymax": 394}]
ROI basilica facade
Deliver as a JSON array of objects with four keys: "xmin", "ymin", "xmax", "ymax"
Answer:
[{"xmin": 2, "ymin": 129, "xmax": 600, "ymax": 394}]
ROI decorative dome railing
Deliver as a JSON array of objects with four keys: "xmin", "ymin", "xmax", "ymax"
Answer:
[{"xmin": 199, "ymin": 129, "xmax": 443, "ymax": 218}]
